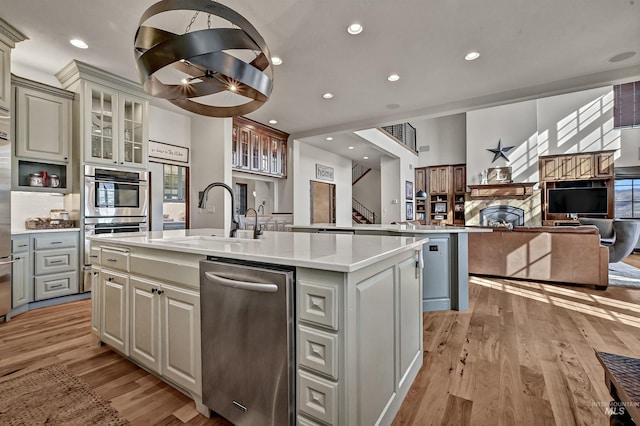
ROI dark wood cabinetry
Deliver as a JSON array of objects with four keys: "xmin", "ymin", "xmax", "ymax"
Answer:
[
  {"xmin": 416, "ymin": 164, "xmax": 466, "ymax": 225},
  {"xmin": 232, "ymin": 116, "xmax": 288, "ymax": 178},
  {"xmin": 538, "ymin": 150, "xmax": 615, "ymax": 221}
]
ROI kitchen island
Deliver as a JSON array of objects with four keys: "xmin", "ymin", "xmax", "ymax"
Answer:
[
  {"xmin": 290, "ymin": 224, "xmax": 491, "ymax": 311},
  {"xmin": 89, "ymin": 228, "xmax": 427, "ymax": 425}
]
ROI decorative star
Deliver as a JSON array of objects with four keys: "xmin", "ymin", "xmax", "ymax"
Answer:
[{"xmin": 487, "ymin": 139, "xmax": 515, "ymax": 163}]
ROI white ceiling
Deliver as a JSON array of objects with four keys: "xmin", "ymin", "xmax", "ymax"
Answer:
[{"xmin": 2, "ymin": 0, "xmax": 639, "ymax": 164}]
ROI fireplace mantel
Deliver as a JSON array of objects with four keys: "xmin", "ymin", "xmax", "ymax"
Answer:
[{"xmin": 468, "ymin": 182, "xmax": 537, "ymax": 199}]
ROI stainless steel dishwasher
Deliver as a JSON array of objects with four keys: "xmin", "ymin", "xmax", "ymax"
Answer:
[{"xmin": 200, "ymin": 257, "xmax": 295, "ymax": 426}]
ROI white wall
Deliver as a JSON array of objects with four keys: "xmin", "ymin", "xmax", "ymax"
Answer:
[
  {"xmin": 277, "ymin": 141, "xmax": 294, "ymax": 213},
  {"xmin": 189, "ymin": 117, "xmax": 232, "ymax": 230},
  {"xmin": 11, "ymin": 192, "xmax": 66, "ymax": 229},
  {"xmin": 615, "ymin": 128, "xmax": 640, "ymax": 168},
  {"xmin": 352, "ymin": 168, "xmax": 381, "ymax": 223},
  {"xmin": 536, "ymin": 86, "xmax": 620, "ymax": 156},
  {"xmin": 292, "ymin": 141, "xmax": 352, "ymax": 226},
  {"xmin": 466, "ymin": 100, "xmax": 539, "ymax": 185},
  {"xmin": 413, "ymin": 114, "xmax": 466, "ymax": 167}
]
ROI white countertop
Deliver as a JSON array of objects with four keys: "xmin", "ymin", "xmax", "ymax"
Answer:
[
  {"xmin": 11, "ymin": 227, "xmax": 80, "ymax": 235},
  {"xmin": 89, "ymin": 228, "xmax": 427, "ymax": 273},
  {"xmin": 289, "ymin": 223, "xmax": 492, "ymax": 234}
]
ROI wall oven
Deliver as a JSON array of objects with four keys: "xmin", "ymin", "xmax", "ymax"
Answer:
[{"xmin": 84, "ymin": 165, "xmax": 148, "ymax": 218}]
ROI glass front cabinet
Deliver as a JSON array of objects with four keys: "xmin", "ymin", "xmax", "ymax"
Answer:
[
  {"xmin": 232, "ymin": 117, "xmax": 288, "ymax": 178},
  {"xmin": 85, "ymin": 83, "xmax": 148, "ymax": 169}
]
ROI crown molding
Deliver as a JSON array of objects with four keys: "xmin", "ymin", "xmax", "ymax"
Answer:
[
  {"xmin": 55, "ymin": 59, "xmax": 148, "ymax": 98},
  {"xmin": 11, "ymin": 74, "xmax": 75, "ymax": 100},
  {"xmin": 0, "ymin": 17, "xmax": 28, "ymax": 47}
]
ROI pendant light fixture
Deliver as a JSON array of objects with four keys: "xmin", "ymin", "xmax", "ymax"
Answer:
[{"xmin": 134, "ymin": 0, "xmax": 274, "ymax": 117}]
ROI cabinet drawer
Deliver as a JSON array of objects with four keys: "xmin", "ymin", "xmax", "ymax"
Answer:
[
  {"xmin": 101, "ymin": 248, "xmax": 130, "ymax": 272},
  {"xmin": 298, "ymin": 370, "xmax": 338, "ymax": 425},
  {"xmin": 298, "ymin": 325, "xmax": 338, "ymax": 380},
  {"xmin": 34, "ymin": 247, "xmax": 77, "ymax": 275},
  {"xmin": 35, "ymin": 271, "xmax": 78, "ymax": 300},
  {"xmin": 33, "ymin": 234, "xmax": 77, "ymax": 249},
  {"xmin": 298, "ymin": 280, "xmax": 339, "ymax": 331},
  {"xmin": 11, "ymin": 237, "xmax": 29, "ymax": 253},
  {"xmin": 89, "ymin": 246, "xmax": 101, "ymax": 265}
]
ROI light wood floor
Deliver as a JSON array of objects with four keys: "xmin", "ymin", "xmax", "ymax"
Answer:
[{"xmin": 1, "ymin": 255, "xmax": 640, "ymax": 425}]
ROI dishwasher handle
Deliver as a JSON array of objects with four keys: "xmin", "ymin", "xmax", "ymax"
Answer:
[{"xmin": 204, "ymin": 272, "xmax": 278, "ymax": 293}]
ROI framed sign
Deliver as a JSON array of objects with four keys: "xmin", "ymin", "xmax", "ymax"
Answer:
[
  {"xmin": 406, "ymin": 180, "xmax": 414, "ymax": 200},
  {"xmin": 406, "ymin": 202, "xmax": 414, "ymax": 220},
  {"xmin": 149, "ymin": 140, "xmax": 189, "ymax": 163},
  {"xmin": 488, "ymin": 166, "xmax": 512, "ymax": 183},
  {"xmin": 316, "ymin": 164, "xmax": 334, "ymax": 181}
]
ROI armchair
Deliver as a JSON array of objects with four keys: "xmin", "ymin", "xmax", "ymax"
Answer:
[{"xmin": 579, "ymin": 218, "xmax": 640, "ymax": 263}]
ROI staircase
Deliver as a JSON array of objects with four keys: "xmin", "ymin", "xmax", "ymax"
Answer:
[{"xmin": 352, "ymin": 198, "xmax": 375, "ymax": 224}]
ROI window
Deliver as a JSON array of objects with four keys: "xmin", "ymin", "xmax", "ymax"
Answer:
[
  {"xmin": 614, "ymin": 81, "xmax": 640, "ymax": 129},
  {"xmin": 615, "ymin": 178, "xmax": 640, "ymax": 218},
  {"xmin": 163, "ymin": 164, "xmax": 187, "ymax": 202}
]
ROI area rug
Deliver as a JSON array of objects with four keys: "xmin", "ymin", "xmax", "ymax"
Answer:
[
  {"xmin": 609, "ymin": 262, "xmax": 640, "ymax": 289},
  {"xmin": 0, "ymin": 364, "xmax": 129, "ymax": 425}
]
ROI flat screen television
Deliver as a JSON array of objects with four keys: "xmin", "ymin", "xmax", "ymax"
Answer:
[{"xmin": 547, "ymin": 187, "xmax": 608, "ymax": 215}]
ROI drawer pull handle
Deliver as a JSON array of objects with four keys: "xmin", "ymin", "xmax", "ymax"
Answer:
[
  {"xmin": 107, "ymin": 277, "xmax": 114, "ymax": 282},
  {"xmin": 93, "ymin": 272, "xmax": 99, "ymax": 276},
  {"xmin": 157, "ymin": 290, "xmax": 164, "ymax": 295},
  {"xmin": 151, "ymin": 288, "xmax": 157, "ymax": 293},
  {"xmin": 50, "ymin": 241, "xmax": 63, "ymax": 245},
  {"xmin": 50, "ymin": 284, "xmax": 63, "ymax": 289},
  {"xmin": 49, "ymin": 260, "xmax": 64, "ymax": 264},
  {"xmin": 14, "ymin": 257, "xmax": 21, "ymax": 260},
  {"xmin": 106, "ymin": 258, "xmax": 117, "ymax": 263},
  {"xmin": 89, "ymin": 255, "xmax": 98, "ymax": 258}
]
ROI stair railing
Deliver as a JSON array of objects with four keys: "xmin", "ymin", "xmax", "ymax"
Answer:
[
  {"xmin": 352, "ymin": 198, "xmax": 376, "ymax": 224},
  {"xmin": 352, "ymin": 163, "xmax": 371, "ymax": 184}
]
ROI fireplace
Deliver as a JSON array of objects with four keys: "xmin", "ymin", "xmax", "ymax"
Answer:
[{"xmin": 480, "ymin": 205, "xmax": 525, "ymax": 227}]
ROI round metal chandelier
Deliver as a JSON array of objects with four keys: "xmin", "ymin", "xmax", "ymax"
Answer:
[{"xmin": 134, "ymin": 0, "xmax": 273, "ymax": 117}]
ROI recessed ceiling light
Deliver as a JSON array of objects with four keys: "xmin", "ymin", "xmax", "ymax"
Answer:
[
  {"xmin": 347, "ymin": 23, "xmax": 363, "ymax": 35},
  {"xmin": 326, "ymin": 136, "xmax": 333, "ymax": 141},
  {"xmin": 269, "ymin": 119, "xmax": 278, "ymax": 124},
  {"xmin": 70, "ymin": 39, "xmax": 88, "ymax": 49},
  {"xmin": 272, "ymin": 56, "xmax": 283, "ymax": 65},
  {"xmin": 387, "ymin": 74, "xmax": 400, "ymax": 82},
  {"xmin": 465, "ymin": 51, "xmax": 480, "ymax": 61},
  {"xmin": 348, "ymin": 146, "xmax": 354, "ymax": 150},
  {"xmin": 322, "ymin": 92, "xmax": 334, "ymax": 99},
  {"xmin": 363, "ymin": 156, "xmax": 369, "ymax": 160}
]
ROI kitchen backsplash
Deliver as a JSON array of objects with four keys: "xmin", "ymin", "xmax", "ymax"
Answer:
[{"xmin": 11, "ymin": 191, "xmax": 67, "ymax": 228}]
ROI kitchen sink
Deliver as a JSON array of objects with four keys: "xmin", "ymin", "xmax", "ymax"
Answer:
[{"xmin": 149, "ymin": 235, "xmax": 261, "ymax": 246}]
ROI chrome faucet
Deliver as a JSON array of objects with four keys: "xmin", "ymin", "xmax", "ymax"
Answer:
[
  {"xmin": 198, "ymin": 182, "xmax": 239, "ymax": 238},
  {"xmin": 245, "ymin": 208, "xmax": 263, "ymax": 239}
]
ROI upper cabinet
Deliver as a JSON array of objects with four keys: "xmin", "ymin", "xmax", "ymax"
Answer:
[
  {"xmin": 232, "ymin": 116, "xmax": 288, "ymax": 178},
  {"xmin": 538, "ymin": 150, "xmax": 614, "ymax": 182},
  {"xmin": 85, "ymin": 83, "xmax": 147, "ymax": 168},
  {"xmin": 11, "ymin": 76, "xmax": 74, "ymax": 194},
  {"xmin": 56, "ymin": 60, "xmax": 149, "ymax": 170},
  {"xmin": 0, "ymin": 18, "xmax": 26, "ymax": 113}
]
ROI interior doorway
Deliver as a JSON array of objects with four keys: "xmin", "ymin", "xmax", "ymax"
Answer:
[
  {"xmin": 149, "ymin": 161, "xmax": 189, "ymax": 230},
  {"xmin": 310, "ymin": 180, "xmax": 336, "ymax": 224}
]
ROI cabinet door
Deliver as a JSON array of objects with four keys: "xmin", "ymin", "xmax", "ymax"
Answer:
[
  {"xmin": 595, "ymin": 152, "xmax": 614, "ymax": 177},
  {"xmin": 0, "ymin": 41, "xmax": 9, "ymax": 113},
  {"xmin": 428, "ymin": 167, "xmax": 440, "ymax": 193},
  {"xmin": 415, "ymin": 168, "xmax": 426, "ymax": 192},
  {"xmin": 231, "ymin": 124, "xmax": 239, "ymax": 166},
  {"xmin": 575, "ymin": 154, "xmax": 593, "ymax": 179},
  {"xmin": 11, "ymin": 254, "xmax": 29, "ymax": 308},
  {"xmin": 161, "ymin": 283, "xmax": 201, "ymax": 394},
  {"xmin": 557, "ymin": 156, "xmax": 575, "ymax": 180},
  {"xmin": 452, "ymin": 166, "xmax": 466, "ymax": 193},
  {"xmin": 539, "ymin": 157, "xmax": 557, "ymax": 181},
  {"xmin": 396, "ymin": 254, "xmax": 422, "ymax": 388},
  {"xmin": 90, "ymin": 267, "xmax": 101, "ymax": 336},
  {"xmin": 101, "ymin": 269, "xmax": 129, "ymax": 355},
  {"xmin": 239, "ymin": 126, "xmax": 250, "ymax": 168},
  {"xmin": 86, "ymin": 83, "xmax": 119, "ymax": 165},
  {"xmin": 15, "ymin": 86, "xmax": 71, "ymax": 162},
  {"xmin": 119, "ymin": 93, "xmax": 147, "ymax": 168},
  {"xmin": 130, "ymin": 277, "xmax": 161, "ymax": 373},
  {"xmin": 250, "ymin": 130, "xmax": 261, "ymax": 171},
  {"xmin": 260, "ymin": 133, "xmax": 271, "ymax": 173}
]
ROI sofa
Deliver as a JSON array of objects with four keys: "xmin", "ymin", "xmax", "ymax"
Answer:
[{"xmin": 468, "ymin": 225, "xmax": 609, "ymax": 289}]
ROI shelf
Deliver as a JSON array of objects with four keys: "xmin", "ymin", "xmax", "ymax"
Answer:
[
  {"xmin": 468, "ymin": 183, "xmax": 536, "ymax": 199},
  {"xmin": 14, "ymin": 159, "xmax": 69, "ymax": 193}
]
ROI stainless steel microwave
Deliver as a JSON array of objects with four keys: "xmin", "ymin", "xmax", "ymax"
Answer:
[{"xmin": 84, "ymin": 165, "xmax": 148, "ymax": 218}]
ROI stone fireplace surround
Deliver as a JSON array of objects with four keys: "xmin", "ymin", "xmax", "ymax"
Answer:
[{"xmin": 465, "ymin": 186, "xmax": 542, "ymax": 227}]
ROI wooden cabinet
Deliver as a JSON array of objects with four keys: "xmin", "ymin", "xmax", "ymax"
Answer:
[
  {"xmin": 11, "ymin": 235, "xmax": 30, "ymax": 308},
  {"xmin": 415, "ymin": 168, "xmax": 427, "ymax": 224},
  {"xmin": 425, "ymin": 164, "xmax": 466, "ymax": 225},
  {"xmin": 84, "ymin": 83, "xmax": 148, "ymax": 168},
  {"xmin": 11, "ymin": 76, "xmax": 74, "ymax": 194},
  {"xmin": 232, "ymin": 116, "xmax": 288, "ymax": 178},
  {"xmin": 129, "ymin": 275, "xmax": 201, "ymax": 395},
  {"xmin": 595, "ymin": 151, "xmax": 614, "ymax": 177}
]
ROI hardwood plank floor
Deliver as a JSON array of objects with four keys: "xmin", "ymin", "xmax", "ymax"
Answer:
[{"xmin": 1, "ymin": 255, "xmax": 639, "ymax": 425}]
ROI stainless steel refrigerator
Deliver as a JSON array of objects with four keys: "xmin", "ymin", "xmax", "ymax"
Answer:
[{"xmin": 0, "ymin": 113, "xmax": 12, "ymax": 319}]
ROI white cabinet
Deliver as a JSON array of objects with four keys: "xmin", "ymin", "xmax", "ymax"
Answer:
[
  {"xmin": 14, "ymin": 84, "xmax": 71, "ymax": 162},
  {"xmin": 84, "ymin": 83, "xmax": 147, "ymax": 168},
  {"xmin": 101, "ymin": 268, "xmax": 129, "ymax": 355},
  {"xmin": 129, "ymin": 275, "xmax": 201, "ymax": 395},
  {"xmin": 11, "ymin": 235, "xmax": 30, "ymax": 308},
  {"xmin": 90, "ymin": 266, "xmax": 101, "ymax": 336}
]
